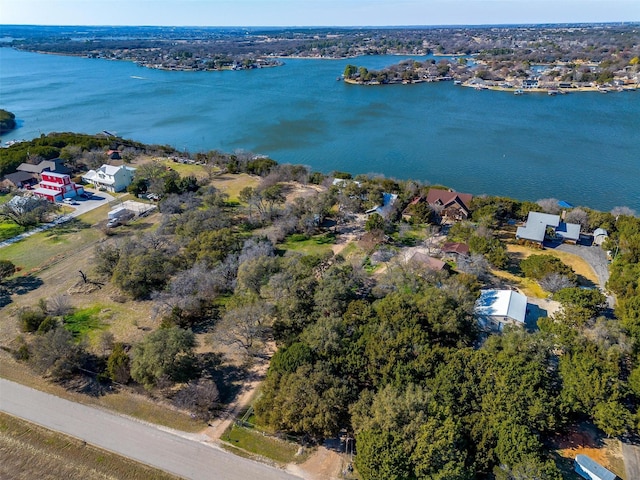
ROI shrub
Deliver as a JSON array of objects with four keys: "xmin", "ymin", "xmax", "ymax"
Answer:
[{"xmin": 19, "ymin": 308, "xmax": 47, "ymax": 333}]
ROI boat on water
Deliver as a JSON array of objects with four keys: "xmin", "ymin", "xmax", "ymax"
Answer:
[
  {"xmin": 514, "ymin": 89, "xmax": 524, "ymax": 95},
  {"xmin": 548, "ymin": 90, "xmax": 559, "ymax": 96}
]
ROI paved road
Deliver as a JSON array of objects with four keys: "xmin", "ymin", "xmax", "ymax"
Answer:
[
  {"xmin": 0, "ymin": 379, "xmax": 300, "ymax": 480},
  {"xmin": 0, "ymin": 190, "xmax": 115, "ymax": 249},
  {"xmin": 622, "ymin": 441, "xmax": 640, "ymax": 480}
]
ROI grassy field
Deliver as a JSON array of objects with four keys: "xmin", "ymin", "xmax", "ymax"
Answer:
[
  {"xmin": 209, "ymin": 173, "xmax": 260, "ymax": 202},
  {"xmin": 221, "ymin": 423, "xmax": 304, "ymax": 465},
  {"xmin": 0, "ymin": 412, "xmax": 181, "ymax": 480},
  {"xmin": 278, "ymin": 232, "xmax": 336, "ymax": 256}
]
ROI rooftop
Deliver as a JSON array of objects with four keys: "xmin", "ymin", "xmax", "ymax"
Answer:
[{"xmin": 475, "ymin": 289, "xmax": 527, "ymax": 324}]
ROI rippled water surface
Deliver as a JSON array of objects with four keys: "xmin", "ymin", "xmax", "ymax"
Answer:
[{"xmin": 2, "ymin": 48, "xmax": 638, "ymax": 211}]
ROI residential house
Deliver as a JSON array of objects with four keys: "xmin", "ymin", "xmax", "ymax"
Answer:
[
  {"xmin": 516, "ymin": 211, "xmax": 580, "ymax": 245},
  {"xmin": 365, "ymin": 192, "xmax": 398, "ymax": 219},
  {"xmin": 107, "ymin": 150, "xmax": 122, "ymax": 160},
  {"xmin": 82, "ymin": 164, "xmax": 136, "ymax": 193},
  {"xmin": 1, "ymin": 171, "xmax": 38, "ymax": 189},
  {"xmin": 441, "ymin": 242, "xmax": 470, "ymax": 258},
  {"xmin": 574, "ymin": 454, "xmax": 616, "ymax": 480},
  {"xmin": 402, "ymin": 196, "xmax": 426, "ymax": 221},
  {"xmin": 407, "ymin": 251, "xmax": 447, "ymax": 272},
  {"xmin": 32, "ymin": 172, "xmax": 84, "ymax": 202},
  {"xmin": 475, "ymin": 289, "xmax": 527, "ymax": 332},
  {"xmin": 426, "ymin": 188, "xmax": 473, "ymax": 222},
  {"xmin": 16, "ymin": 158, "xmax": 71, "ymax": 181}
]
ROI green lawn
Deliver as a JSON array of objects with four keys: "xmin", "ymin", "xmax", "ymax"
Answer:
[
  {"xmin": 0, "ymin": 221, "xmax": 25, "ymax": 241},
  {"xmin": 221, "ymin": 424, "xmax": 303, "ymax": 465},
  {"xmin": 279, "ymin": 232, "xmax": 336, "ymax": 256},
  {"xmin": 63, "ymin": 305, "xmax": 108, "ymax": 339}
]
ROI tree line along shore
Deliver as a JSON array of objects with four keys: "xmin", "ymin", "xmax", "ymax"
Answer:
[{"xmin": 1, "ymin": 132, "xmax": 640, "ymax": 480}]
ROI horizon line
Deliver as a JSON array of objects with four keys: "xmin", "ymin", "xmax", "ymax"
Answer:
[{"xmin": 2, "ymin": 21, "xmax": 639, "ymax": 29}]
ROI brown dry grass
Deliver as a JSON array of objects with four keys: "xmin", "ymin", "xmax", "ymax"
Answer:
[
  {"xmin": 209, "ymin": 173, "xmax": 260, "ymax": 201},
  {"xmin": 554, "ymin": 423, "xmax": 626, "ymax": 479},
  {"xmin": 0, "ymin": 412, "xmax": 181, "ymax": 480},
  {"xmin": 506, "ymin": 244, "xmax": 599, "ymax": 285}
]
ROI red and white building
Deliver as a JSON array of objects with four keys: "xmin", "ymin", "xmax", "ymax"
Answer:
[{"xmin": 32, "ymin": 172, "xmax": 84, "ymax": 203}]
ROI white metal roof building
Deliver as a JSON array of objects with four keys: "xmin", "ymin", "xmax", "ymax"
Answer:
[
  {"xmin": 475, "ymin": 289, "xmax": 528, "ymax": 332},
  {"xmin": 516, "ymin": 211, "xmax": 580, "ymax": 244},
  {"xmin": 574, "ymin": 454, "xmax": 617, "ymax": 480}
]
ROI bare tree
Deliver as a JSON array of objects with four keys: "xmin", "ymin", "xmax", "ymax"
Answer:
[
  {"xmin": 172, "ymin": 377, "xmax": 220, "ymax": 420},
  {"xmin": 611, "ymin": 206, "xmax": 637, "ymax": 218},
  {"xmin": 536, "ymin": 198, "xmax": 560, "ymax": 214},
  {"xmin": 457, "ymin": 254, "xmax": 491, "ymax": 280},
  {"xmin": 539, "ymin": 273, "xmax": 575, "ymax": 293},
  {"xmin": 47, "ymin": 294, "xmax": 73, "ymax": 316},
  {"xmin": 564, "ymin": 208, "xmax": 589, "ymax": 229},
  {"xmin": 212, "ymin": 301, "xmax": 273, "ymax": 356}
]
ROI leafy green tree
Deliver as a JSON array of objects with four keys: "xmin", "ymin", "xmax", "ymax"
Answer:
[
  {"xmin": 131, "ymin": 327, "xmax": 196, "ymax": 388},
  {"xmin": 29, "ymin": 327, "xmax": 86, "ymax": 380},
  {"xmin": 554, "ymin": 287, "xmax": 606, "ymax": 318},
  {"xmin": 112, "ymin": 248, "xmax": 176, "ymax": 300},
  {"xmin": 593, "ymin": 401, "xmax": 633, "ymax": 437},
  {"xmin": 0, "ymin": 259, "xmax": 16, "ymax": 283},
  {"xmin": 0, "ymin": 195, "xmax": 59, "ymax": 227},
  {"xmin": 107, "ymin": 342, "xmax": 131, "ymax": 384},
  {"xmin": 255, "ymin": 363, "xmax": 352, "ymax": 440},
  {"xmin": 355, "ymin": 429, "xmax": 412, "ymax": 480},
  {"xmin": 520, "ymin": 254, "xmax": 577, "ymax": 283}
]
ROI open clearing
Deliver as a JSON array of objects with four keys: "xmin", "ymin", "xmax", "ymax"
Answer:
[
  {"xmin": 554, "ymin": 422, "xmax": 626, "ymax": 479},
  {"xmin": 506, "ymin": 244, "xmax": 600, "ymax": 286},
  {"xmin": 0, "ymin": 412, "xmax": 180, "ymax": 480}
]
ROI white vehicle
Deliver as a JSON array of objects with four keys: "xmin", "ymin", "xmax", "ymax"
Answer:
[{"xmin": 63, "ymin": 198, "xmax": 78, "ymax": 205}]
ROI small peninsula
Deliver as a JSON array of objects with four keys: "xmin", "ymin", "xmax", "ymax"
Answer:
[{"xmin": 0, "ymin": 109, "xmax": 17, "ymax": 134}]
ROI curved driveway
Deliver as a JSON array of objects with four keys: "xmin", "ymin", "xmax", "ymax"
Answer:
[{"xmin": 0, "ymin": 379, "xmax": 300, "ymax": 480}]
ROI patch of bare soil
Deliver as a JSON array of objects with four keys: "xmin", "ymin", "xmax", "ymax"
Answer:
[
  {"xmin": 287, "ymin": 445, "xmax": 347, "ymax": 480},
  {"xmin": 554, "ymin": 422, "xmax": 625, "ymax": 477},
  {"xmin": 203, "ymin": 347, "xmax": 273, "ymax": 442}
]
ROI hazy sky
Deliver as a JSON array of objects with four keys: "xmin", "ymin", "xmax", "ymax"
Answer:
[{"xmin": 1, "ymin": 0, "xmax": 638, "ymax": 26}]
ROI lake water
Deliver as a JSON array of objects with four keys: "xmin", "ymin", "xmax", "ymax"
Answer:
[{"xmin": 1, "ymin": 47, "xmax": 639, "ymax": 211}]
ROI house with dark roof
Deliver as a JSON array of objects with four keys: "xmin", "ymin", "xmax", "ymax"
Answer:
[
  {"xmin": 16, "ymin": 159, "xmax": 71, "ymax": 180},
  {"xmin": 407, "ymin": 251, "xmax": 447, "ymax": 272},
  {"xmin": 516, "ymin": 211, "xmax": 580, "ymax": 245},
  {"xmin": 441, "ymin": 242, "xmax": 470, "ymax": 257},
  {"xmin": 426, "ymin": 188, "xmax": 473, "ymax": 222},
  {"xmin": 1, "ymin": 171, "xmax": 38, "ymax": 189}
]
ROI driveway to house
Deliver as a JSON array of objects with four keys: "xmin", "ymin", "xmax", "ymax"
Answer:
[
  {"xmin": 0, "ymin": 378, "xmax": 300, "ymax": 480},
  {"xmin": 553, "ymin": 243, "xmax": 615, "ymax": 308},
  {"xmin": 554, "ymin": 243, "xmax": 609, "ymax": 289},
  {"xmin": 0, "ymin": 190, "xmax": 114, "ymax": 249},
  {"xmin": 622, "ymin": 441, "xmax": 640, "ymax": 480}
]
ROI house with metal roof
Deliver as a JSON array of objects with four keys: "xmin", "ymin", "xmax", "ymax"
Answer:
[
  {"xmin": 475, "ymin": 289, "xmax": 528, "ymax": 332},
  {"xmin": 574, "ymin": 454, "xmax": 617, "ymax": 480},
  {"xmin": 516, "ymin": 211, "xmax": 580, "ymax": 245}
]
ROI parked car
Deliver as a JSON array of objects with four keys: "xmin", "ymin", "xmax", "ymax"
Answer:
[
  {"xmin": 106, "ymin": 218, "xmax": 121, "ymax": 228},
  {"xmin": 63, "ymin": 198, "xmax": 78, "ymax": 205}
]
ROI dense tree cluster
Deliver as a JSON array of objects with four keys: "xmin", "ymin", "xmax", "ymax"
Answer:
[{"xmin": 8, "ymin": 139, "xmax": 639, "ymax": 475}]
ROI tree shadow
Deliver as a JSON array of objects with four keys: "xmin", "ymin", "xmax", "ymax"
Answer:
[
  {"xmin": 198, "ymin": 352, "xmax": 250, "ymax": 406},
  {"xmin": 46, "ymin": 218, "xmax": 91, "ymax": 236},
  {"xmin": 0, "ymin": 274, "xmax": 44, "ymax": 307}
]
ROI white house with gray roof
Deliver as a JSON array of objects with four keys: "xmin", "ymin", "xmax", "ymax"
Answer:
[
  {"xmin": 475, "ymin": 289, "xmax": 528, "ymax": 332},
  {"xmin": 516, "ymin": 211, "xmax": 580, "ymax": 245},
  {"xmin": 82, "ymin": 164, "xmax": 136, "ymax": 193}
]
